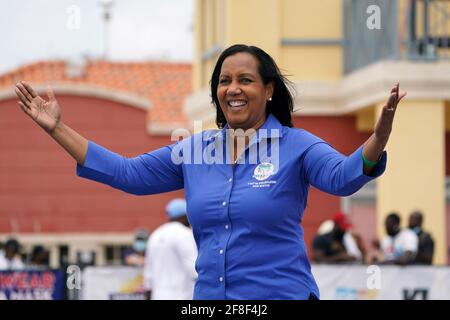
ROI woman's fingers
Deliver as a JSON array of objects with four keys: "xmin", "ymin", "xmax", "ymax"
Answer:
[
  {"xmin": 398, "ymin": 91, "xmax": 407, "ymax": 103},
  {"xmin": 15, "ymin": 87, "xmax": 30, "ymax": 105},
  {"xmin": 21, "ymin": 81, "xmax": 38, "ymax": 98},
  {"xmin": 16, "ymin": 83, "xmax": 34, "ymax": 102},
  {"xmin": 386, "ymin": 92, "xmax": 397, "ymax": 111},
  {"xmin": 18, "ymin": 101, "xmax": 33, "ymax": 117},
  {"xmin": 46, "ymin": 85, "xmax": 56, "ymax": 101},
  {"xmin": 385, "ymin": 83, "xmax": 407, "ymax": 112},
  {"xmin": 390, "ymin": 84, "xmax": 397, "ymax": 94}
]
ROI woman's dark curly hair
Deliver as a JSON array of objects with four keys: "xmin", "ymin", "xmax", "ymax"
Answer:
[{"xmin": 210, "ymin": 44, "xmax": 294, "ymax": 129}]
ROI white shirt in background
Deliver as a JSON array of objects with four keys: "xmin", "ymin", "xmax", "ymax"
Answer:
[
  {"xmin": 381, "ymin": 229, "xmax": 419, "ymax": 262},
  {"xmin": 343, "ymin": 232, "xmax": 363, "ymax": 261},
  {"xmin": 0, "ymin": 252, "xmax": 25, "ymax": 270},
  {"xmin": 143, "ymin": 221, "xmax": 197, "ymax": 300}
]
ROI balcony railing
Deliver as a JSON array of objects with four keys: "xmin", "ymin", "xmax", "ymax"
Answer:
[
  {"xmin": 408, "ymin": 0, "xmax": 450, "ymax": 60},
  {"xmin": 343, "ymin": 0, "xmax": 450, "ymax": 74}
]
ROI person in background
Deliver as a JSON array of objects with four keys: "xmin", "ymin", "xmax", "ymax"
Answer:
[
  {"xmin": 0, "ymin": 238, "xmax": 25, "ymax": 270},
  {"xmin": 27, "ymin": 245, "xmax": 50, "ymax": 269},
  {"xmin": 312, "ymin": 212, "xmax": 363, "ymax": 264},
  {"xmin": 123, "ymin": 228, "xmax": 150, "ymax": 267},
  {"xmin": 408, "ymin": 210, "xmax": 434, "ymax": 265},
  {"xmin": 380, "ymin": 212, "xmax": 418, "ymax": 265},
  {"xmin": 143, "ymin": 198, "xmax": 197, "ymax": 300},
  {"xmin": 0, "ymin": 241, "xmax": 4, "ymax": 256}
]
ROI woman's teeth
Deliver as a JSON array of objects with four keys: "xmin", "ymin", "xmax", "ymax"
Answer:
[{"xmin": 228, "ymin": 100, "xmax": 247, "ymax": 107}]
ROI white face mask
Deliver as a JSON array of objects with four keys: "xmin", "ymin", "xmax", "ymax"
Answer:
[{"xmin": 133, "ymin": 240, "xmax": 147, "ymax": 253}]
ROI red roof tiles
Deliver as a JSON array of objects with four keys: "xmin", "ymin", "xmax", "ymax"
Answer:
[{"xmin": 0, "ymin": 59, "xmax": 192, "ymax": 130}]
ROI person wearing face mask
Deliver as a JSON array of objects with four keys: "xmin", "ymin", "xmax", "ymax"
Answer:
[
  {"xmin": 143, "ymin": 198, "xmax": 197, "ymax": 300},
  {"xmin": 408, "ymin": 210, "xmax": 434, "ymax": 265},
  {"xmin": 13, "ymin": 44, "xmax": 406, "ymax": 299},
  {"xmin": 123, "ymin": 228, "xmax": 150, "ymax": 267},
  {"xmin": 380, "ymin": 213, "xmax": 418, "ymax": 265}
]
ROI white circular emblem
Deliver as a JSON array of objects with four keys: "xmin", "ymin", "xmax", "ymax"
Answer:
[{"xmin": 253, "ymin": 162, "xmax": 274, "ymax": 181}]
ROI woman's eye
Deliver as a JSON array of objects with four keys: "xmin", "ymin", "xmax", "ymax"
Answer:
[
  {"xmin": 241, "ymin": 78, "xmax": 252, "ymax": 83},
  {"xmin": 219, "ymin": 79, "xmax": 229, "ymax": 84}
]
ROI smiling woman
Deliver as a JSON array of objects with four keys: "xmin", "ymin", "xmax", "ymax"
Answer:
[
  {"xmin": 216, "ymin": 52, "xmax": 273, "ymax": 131},
  {"xmin": 13, "ymin": 43, "xmax": 406, "ymax": 300}
]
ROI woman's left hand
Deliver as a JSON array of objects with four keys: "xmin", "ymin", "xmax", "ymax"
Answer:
[{"xmin": 374, "ymin": 83, "xmax": 407, "ymax": 144}]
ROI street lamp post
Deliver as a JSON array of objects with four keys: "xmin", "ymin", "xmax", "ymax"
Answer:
[{"xmin": 99, "ymin": 0, "xmax": 114, "ymax": 60}]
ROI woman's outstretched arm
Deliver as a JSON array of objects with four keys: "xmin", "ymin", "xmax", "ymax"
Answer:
[{"xmin": 15, "ymin": 80, "xmax": 184, "ymax": 195}]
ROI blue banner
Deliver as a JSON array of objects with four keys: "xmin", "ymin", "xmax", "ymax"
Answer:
[{"xmin": 0, "ymin": 270, "xmax": 65, "ymax": 300}]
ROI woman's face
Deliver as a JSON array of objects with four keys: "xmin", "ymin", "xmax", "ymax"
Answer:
[{"xmin": 217, "ymin": 52, "xmax": 273, "ymax": 131}]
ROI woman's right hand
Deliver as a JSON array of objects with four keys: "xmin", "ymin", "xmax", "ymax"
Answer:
[{"xmin": 15, "ymin": 81, "xmax": 61, "ymax": 133}]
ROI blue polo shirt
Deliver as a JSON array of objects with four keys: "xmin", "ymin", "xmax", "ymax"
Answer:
[{"xmin": 76, "ymin": 114, "xmax": 386, "ymax": 299}]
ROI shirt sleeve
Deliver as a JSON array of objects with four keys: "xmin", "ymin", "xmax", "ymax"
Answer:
[
  {"xmin": 76, "ymin": 140, "xmax": 184, "ymax": 195},
  {"xmin": 302, "ymin": 142, "xmax": 387, "ymax": 196}
]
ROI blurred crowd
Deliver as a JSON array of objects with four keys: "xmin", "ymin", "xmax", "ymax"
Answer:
[
  {"xmin": 0, "ymin": 239, "xmax": 49, "ymax": 270},
  {"xmin": 0, "ymin": 198, "xmax": 198, "ymax": 300},
  {"xmin": 0, "ymin": 205, "xmax": 438, "ymax": 300},
  {"xmin": 311, "ymin": 210, "xmax": 435, "ymax": 265}
]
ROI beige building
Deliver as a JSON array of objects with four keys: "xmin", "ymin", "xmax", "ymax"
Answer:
[{"xmin": 185, "ymin": 0, "xmax": 450, "ymax": 264}]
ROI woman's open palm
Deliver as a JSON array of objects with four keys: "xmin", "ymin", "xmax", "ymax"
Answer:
[
  {"xmin": 374, "ymin": 83, "xmax": 407, "ymax": 143},
  {"xmin": 15, "ymin": 81, "xmax": 61, "ymax": 133}
]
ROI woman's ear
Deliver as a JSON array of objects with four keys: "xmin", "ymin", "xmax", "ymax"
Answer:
[{"xmin": 266, "ymin": 81, "xmax": 274, "ymax": 101}]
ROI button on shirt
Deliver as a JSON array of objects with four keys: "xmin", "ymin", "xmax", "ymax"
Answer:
[{"xmin": 76, "ymin": 114, "xmax": 386, "ymax": 299}]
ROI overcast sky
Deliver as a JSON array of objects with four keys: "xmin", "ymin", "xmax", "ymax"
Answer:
[{"xmin": 0, "ymin": 0, "xmax": 194, "ymax": 74}]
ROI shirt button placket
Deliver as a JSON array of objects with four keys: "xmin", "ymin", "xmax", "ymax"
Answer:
[{"xmin": 219, "ymin": 173, "xmax": 233, "ymax": 296}]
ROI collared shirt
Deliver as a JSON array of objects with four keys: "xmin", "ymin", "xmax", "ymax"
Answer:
[
  {"xmin": 143, "ymin": 221, "xmax": 197, "ymax": 300},
  {"xmin": 77, "ymin": 114, "xmax": 386, "ymax": 299}
]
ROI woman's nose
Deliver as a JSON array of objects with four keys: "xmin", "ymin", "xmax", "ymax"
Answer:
[{"xmin": 227, "ymin": 83, "xmax": 242, "ymax": 95}]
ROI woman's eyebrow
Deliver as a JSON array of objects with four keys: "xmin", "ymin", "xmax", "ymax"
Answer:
[
  {"xmin": 239, "ymin": 73, "xmax": 256, "ymax": 77},
  {"xmin": 219, "ymin": 72, "xmax": 256, "ymax": 78}
]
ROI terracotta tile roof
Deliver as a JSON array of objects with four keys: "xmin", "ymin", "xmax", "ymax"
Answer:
[{"xmin": 0, "ymin": 59, "xmax": 192, "ymax": 131}]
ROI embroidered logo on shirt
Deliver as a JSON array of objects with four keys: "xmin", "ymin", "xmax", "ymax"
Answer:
[{"xmin": 253, "ymin": 162, "xmax": 275, "ymax": 181}]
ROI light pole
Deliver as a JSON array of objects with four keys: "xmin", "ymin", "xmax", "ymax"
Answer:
[{"xmin": 99, "ymin": 0, "xmax": 114, "ymax": 60}]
